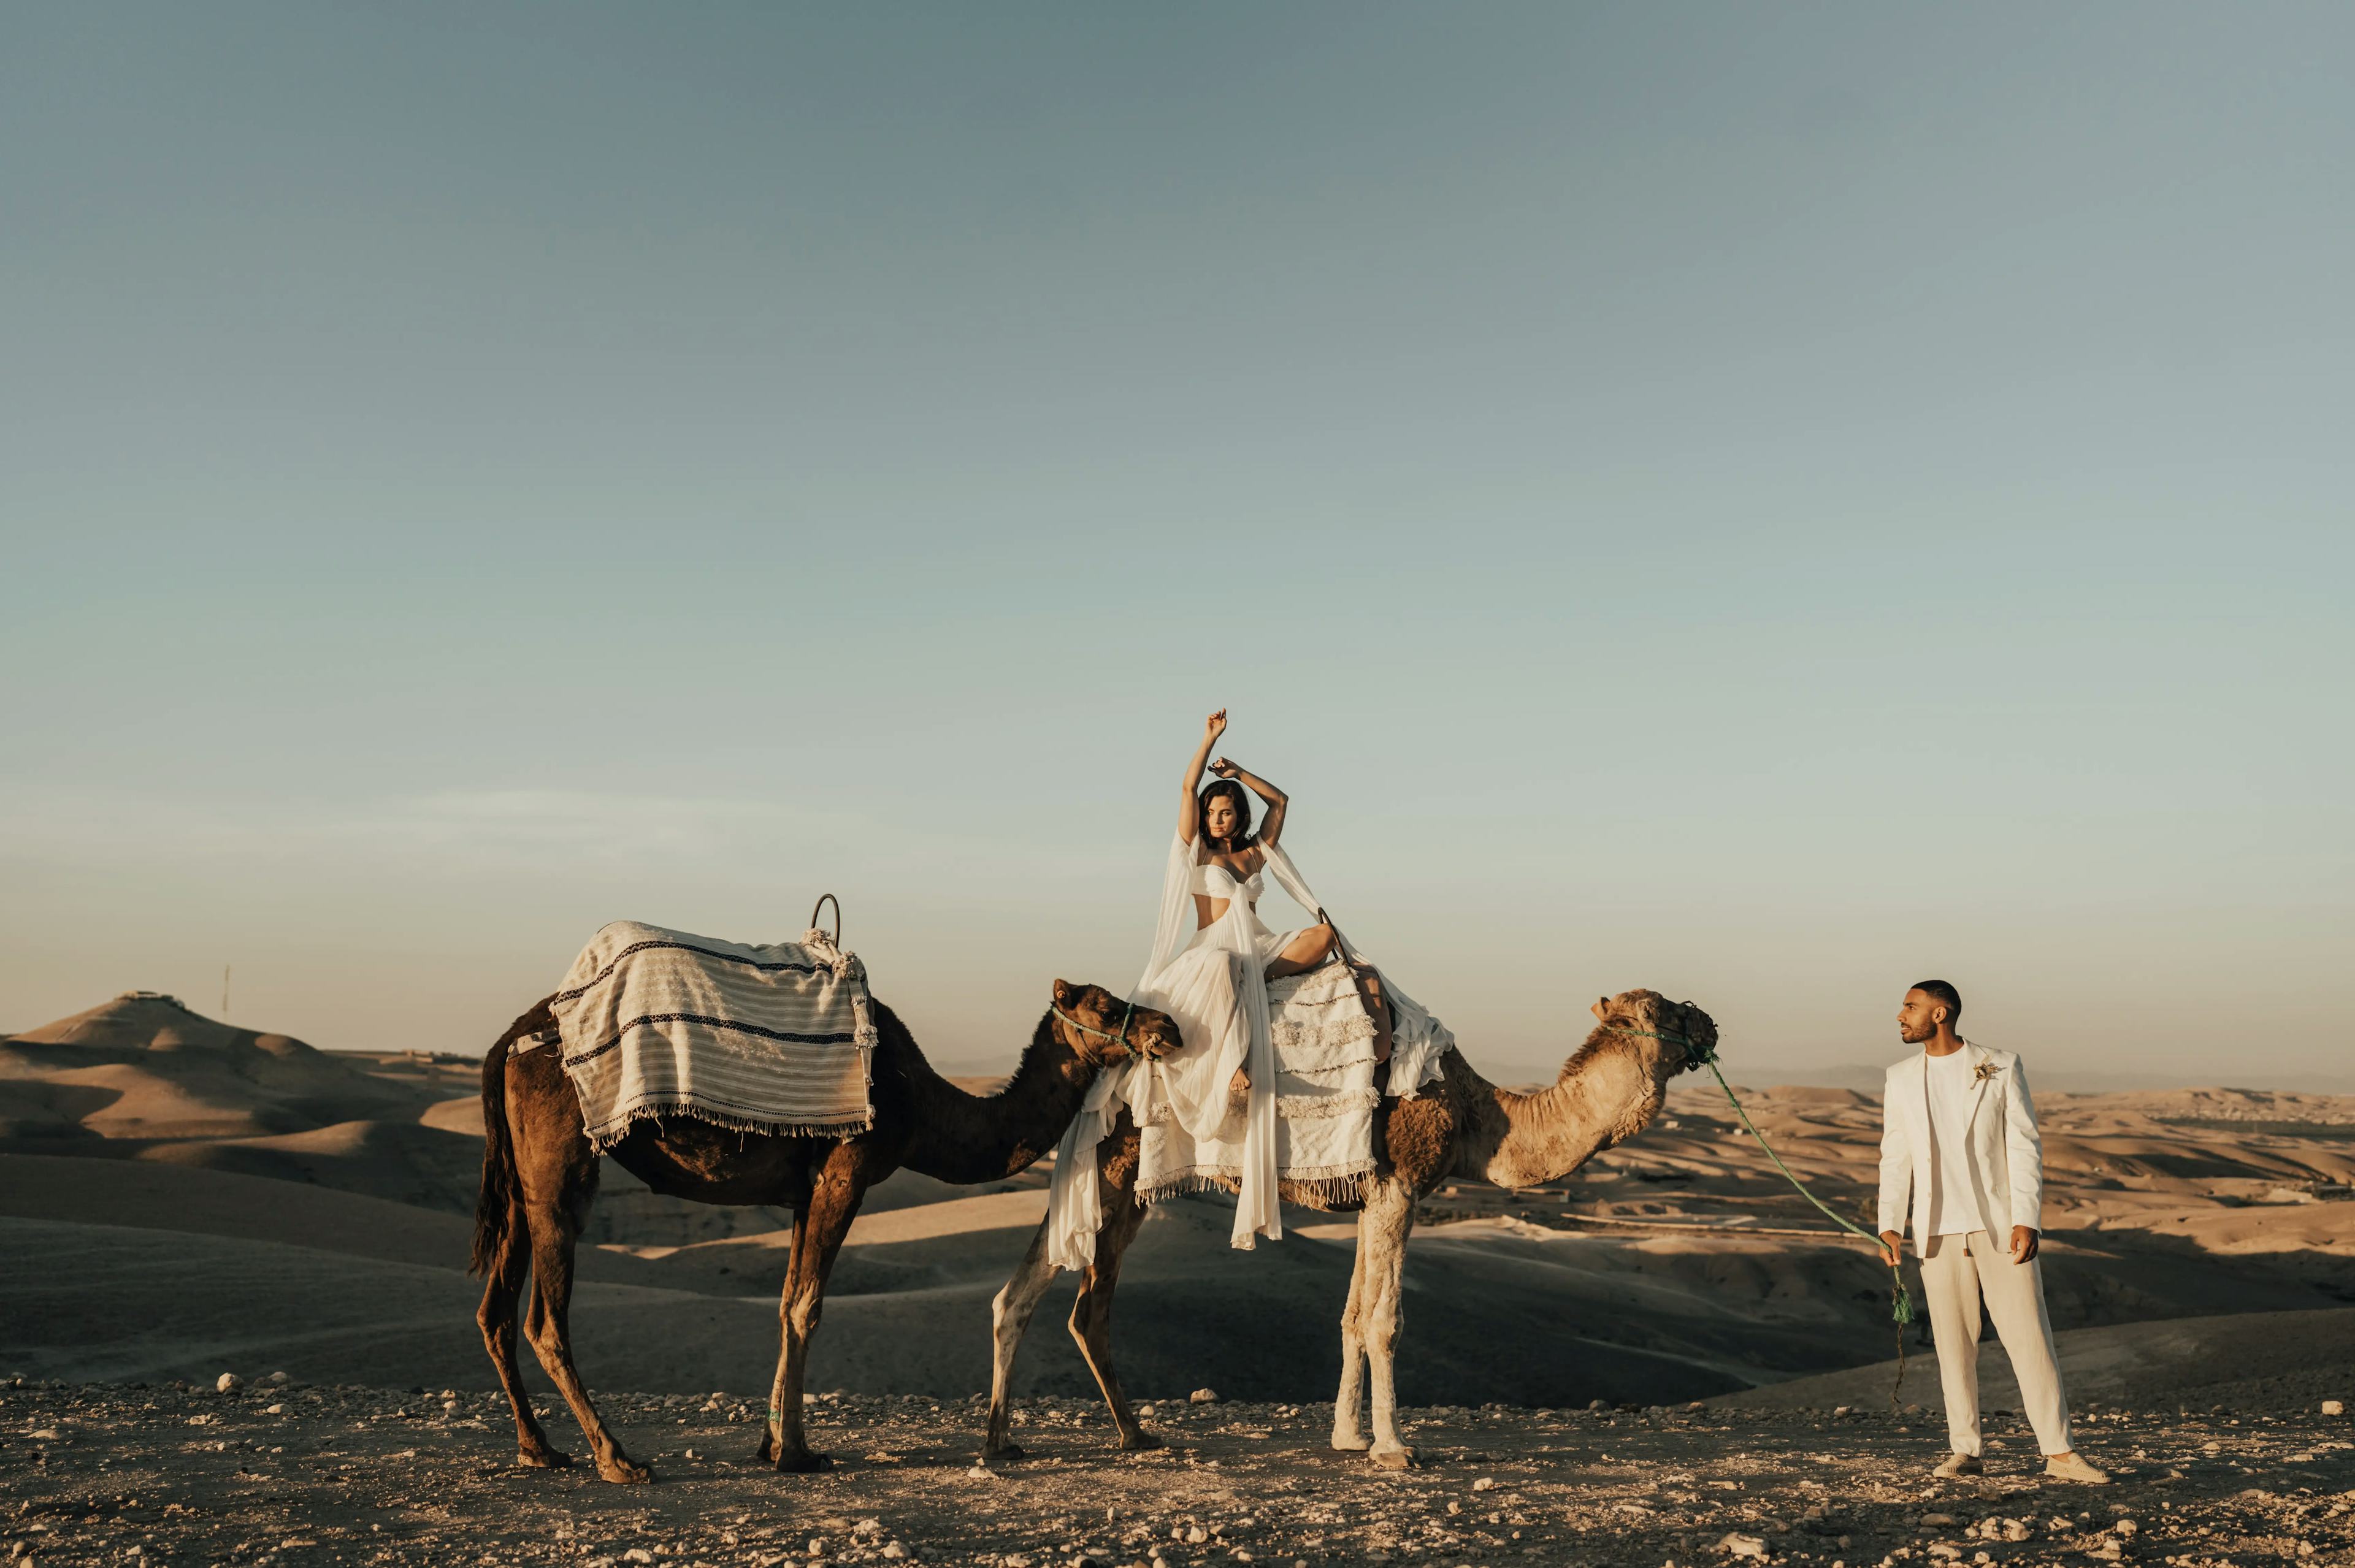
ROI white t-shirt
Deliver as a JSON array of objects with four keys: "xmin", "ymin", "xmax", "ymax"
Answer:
[{"xmin": 1923, "ymin": 1048, "xmax": 1982, "ymax": 1236}]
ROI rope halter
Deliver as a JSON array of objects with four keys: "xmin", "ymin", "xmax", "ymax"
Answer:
[
  {"xmin": 1601, "ymin": 1022, "xmax": 1718, "ymax": 1071},
  {"xmin": 1049, "ymin": 996, "xmax": 1143, "ymax": 1060}
]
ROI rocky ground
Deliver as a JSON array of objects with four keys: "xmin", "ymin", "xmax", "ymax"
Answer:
[{"xmin": 6, "ymin": 1378, "xmax": 2353, "ymax": 1568}]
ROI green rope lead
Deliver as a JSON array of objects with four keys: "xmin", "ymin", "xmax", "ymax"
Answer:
[
  {"xmin": 1696, "ymin": 1057, "xmax": 1914, "ymax": 1409},
  {"xmin": 1604, "ymin": 1025, "xmax": 1915, "ymax": 1408}
]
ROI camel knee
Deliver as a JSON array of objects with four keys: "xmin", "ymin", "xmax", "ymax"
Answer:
[
  {"xmin": 523, "ymin": 1315, "xmax": 568, "ymax": 1364},
  {"xmin": 786, "ymin": 1297, "xmax": 823, "ymax": 1339},
  {"xmin": 477, "ymin": 1304, "xmax": 514, "ymax": 1348},
  {"xmin": 992, "ymin": 1266, "xmax": 1049, "ymax": 1325}
]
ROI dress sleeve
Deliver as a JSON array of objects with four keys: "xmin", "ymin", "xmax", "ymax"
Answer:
[{"xmin": 1135, "ymin": 830, "xmax": 1198, "ymax": 996}]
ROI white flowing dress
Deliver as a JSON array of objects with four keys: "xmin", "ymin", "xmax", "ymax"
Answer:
[
  {"xmin": 1045, "ymin": 830, "xmax": 1332, "ymax": 1268},
  {"xmin": 1045, "ymin": 824, "xmax": 1460, "ymax": 1261}
]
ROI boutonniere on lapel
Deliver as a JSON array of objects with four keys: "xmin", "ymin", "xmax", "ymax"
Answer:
[{"xmin": 1972, "ymin": 1061, "xmax": 2000, "ymax": 1086}]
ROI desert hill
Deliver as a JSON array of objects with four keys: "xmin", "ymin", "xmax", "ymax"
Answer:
[
  {"xmin": 0, "ymin": 992, "xmax": 423, "ymax": 1140},
  {"xmin": 6, "ymin": 992, "xmax": 2355, "ymax": 1418}
]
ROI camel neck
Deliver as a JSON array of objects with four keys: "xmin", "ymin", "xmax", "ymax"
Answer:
[
  {"xmin": 1476, "ymin": 1032, "xmax": 1666, "ymax": 1191},
  {"xmin": 900, "ymin": 1017, "xmax": 1100, "ymax": 1185}
]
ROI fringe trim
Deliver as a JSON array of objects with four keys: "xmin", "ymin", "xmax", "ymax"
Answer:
[
  {"xmin": 584, "ymin": 1098, "xmax": 874, "ymax": 1153},
  {"xmin": 1278, "ymin": 1170, "xmax": 1373, "ymax": 1207},
  {"xmin": 1273, "ymin": 1085, "xmax": 1382, "ymax": 1121},
  {"xmin": 1137, "ymin": 1163, "xmax": 1375, "ymax": 1209},
  {"xmin": 1138, "ymin": 1166, "xmax": 1243, "ymax": 1204}
]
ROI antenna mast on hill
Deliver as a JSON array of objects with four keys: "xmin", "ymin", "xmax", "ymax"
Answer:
[{"xmin": 221, "ymin": 964, "xmax": 231, "ymax": 1019}]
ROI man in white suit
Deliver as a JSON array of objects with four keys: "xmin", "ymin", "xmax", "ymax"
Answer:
[{"xmin": 1877, "ymin": 980, "xmax": 2107, "ymax": 1483}]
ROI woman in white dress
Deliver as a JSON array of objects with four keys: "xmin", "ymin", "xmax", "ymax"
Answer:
[
  {"xmin": 1133, "ymin": 711, "xmax": 1391, "ymax": 1242},
  {"xmin": 1045, "ymin": 710, "xmax": 1417, "ymax": 1268}
]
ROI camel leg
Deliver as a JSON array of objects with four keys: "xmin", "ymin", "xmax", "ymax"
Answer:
[
  {"xmin": 762, "ymin": 1147, "xmax": 867, "ymax": 1473},
  {"xmin": 752, "ymin": 1206, "xmax": 811, "ymax": 1467},
  {"xmin": 1330, "ymin": 1204, "xmax": 1376, "ymax": 1452},
  {"xmin": 477, "ymin": 1196, "xmax": 568, "ymax": 1469},
  {"xmin": 981, "ymin": 1217, "xmax": 1058, "ymax": 1461},
  {"xmin": 518, "ymin": 1198, "xmax": 650, "ymax": 1483},
  {"xmin": 1359, "ymin": 1176, "xmax": 1419, "ymax": 1469},
  {"xmin": 1068, "ymin": 1174, "xmax": 1159, "ymax": 1453}
]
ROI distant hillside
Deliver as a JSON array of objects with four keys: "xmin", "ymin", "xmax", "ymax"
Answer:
[{"xmin": 0, "ymin": 992, "xmax": 425, "ymax": 1141}]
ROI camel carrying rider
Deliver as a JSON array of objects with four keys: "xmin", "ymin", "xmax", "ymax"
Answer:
[{"xmin": 1877, "ymin": 980, "xmax": 2107, "ymax": 1484}]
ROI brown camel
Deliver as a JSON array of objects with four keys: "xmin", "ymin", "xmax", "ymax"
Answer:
[
  {"xmin": 981, "ymin": 987, "xmax": 1714, "ymax": 1469},
  {"xmin": 470, "ymin": 977, "xmax": 1178, "ymax": 1480}
]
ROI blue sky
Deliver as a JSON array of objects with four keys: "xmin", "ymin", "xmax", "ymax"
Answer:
[{"xmin": 3, "ymin": 4, "xmax": 2348, "ymax": 1081}]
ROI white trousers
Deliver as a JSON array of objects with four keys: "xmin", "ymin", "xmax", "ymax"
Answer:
[{"xmin": 1919, "ymin": 1230, "xmax": 2072, "ymax": 1457}]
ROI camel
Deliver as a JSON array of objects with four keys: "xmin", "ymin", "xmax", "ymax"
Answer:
[
  {"xmin": 981, "ymin": 987, "xmax": 1715, "ymax": 1469},
  {"xmin": 470, "ymin": 977, "xmax": 1179, "ymax": 1480}
]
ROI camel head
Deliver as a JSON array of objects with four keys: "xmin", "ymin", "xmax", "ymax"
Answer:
[
  {"xmin": 1048, "ymin": 979, "xmax": 1182, "ymax": 1068},
  {"xmin": 1587, "ymin": 989, "xmax": 1718, "ymax": 1083}
]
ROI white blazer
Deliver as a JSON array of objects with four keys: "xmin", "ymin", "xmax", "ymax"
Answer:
[{"xmin": 1876, "ymin": 1041, "xmax": 2045, "ymax": 1245}]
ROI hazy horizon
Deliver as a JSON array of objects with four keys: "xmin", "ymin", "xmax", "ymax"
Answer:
[{"xmin": 4, "ymin": 5, "xmax": 2349, "ymax": 1083}]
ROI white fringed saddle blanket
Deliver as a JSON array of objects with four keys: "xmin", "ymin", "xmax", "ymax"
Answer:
[
  {"xmin": 523, "ymin": 920, "xmax": 878, "ymax": 1152},
  {"xmin": 1139, "ymin": 959, "xmax": 1452, "ymax": 1207}
]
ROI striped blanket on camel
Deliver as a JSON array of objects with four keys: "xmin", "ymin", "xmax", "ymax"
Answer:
[{"xmin": 521, "ymin": 920, "xmax": 879, "ymax": 1151}]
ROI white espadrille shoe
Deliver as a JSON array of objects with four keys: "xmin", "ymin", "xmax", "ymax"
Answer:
[
  {"xmin": 2044, "ymin": 1451, "xmax": 2110, "ymax": 1485},
  {"xmin": 1932, "ymin": 1452, "xmax": 1984, "ymax": 1478}
]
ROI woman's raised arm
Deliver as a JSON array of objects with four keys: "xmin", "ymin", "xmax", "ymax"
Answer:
[
  {"xmin": 1209, "ymin": 757, "xmax": 1287, "ymax": 847},
  {"xmin": 1178, "ymin": 709, "xmax": 1226, "ymax": 844}
]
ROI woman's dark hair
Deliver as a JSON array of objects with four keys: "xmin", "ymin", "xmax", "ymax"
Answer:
[{"xmin": 1198, "ymin": 779, "xmax": 1255, "ymax": 853}]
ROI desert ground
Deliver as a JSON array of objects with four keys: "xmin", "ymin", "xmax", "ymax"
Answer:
[{"xmin": 5, "ymin": 991, "xmax": 2354, "ymax": 1564}]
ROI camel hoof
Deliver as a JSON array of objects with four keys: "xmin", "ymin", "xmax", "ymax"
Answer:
[
  {"xmin": 1118, "ymin": 1428, "xmax": 1163, "ymax": 1453},
  {"xmin": 516, "ymin": 1447, "xmax": 573, "ymax": 1470},
  {"xmin": 982, "ymin": 1442, "xmax": 1027, "ymax": 1463},
  {"xmin": 1369, "ymin": 1445, "xmax": 1417, "ymax": 1470},
  {"xmin": 1331, "ymin": 1431, "xmax": 1371, "ymax": 1452},
  {"xmin": 597, "ymin": 1456, "xmax": 653, "ymax": 1485},
  {"xmin": 773, "ymin": 1449, "xmax": 834, "ymax": 1474}
]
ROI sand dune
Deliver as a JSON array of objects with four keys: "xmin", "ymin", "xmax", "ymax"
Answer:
[
  {"xmin": 9, "ymin": 992, "xmax": 2355, "ymax": 1412},
  {"xmin": 2, "ymin": 993, "xmax": 421, "ymax": 1139}
]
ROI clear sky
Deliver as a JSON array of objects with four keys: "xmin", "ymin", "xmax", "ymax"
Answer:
[{"xmin": 3, "ymin": 4, "xmax": 2348, "ymax": 1084}]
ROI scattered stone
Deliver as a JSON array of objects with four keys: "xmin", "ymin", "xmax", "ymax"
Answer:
[
  {"xmin": 1717, "ymin": 1532, "xmax": 1768, "ymax": 1559},
  {"xmin": 265, "ymin": 1372, "xmax": 289, "ymax": 1386},
  {"xmin": 2323, "ymin": 1400, "xmax": 2345, "ymax": 1417},
  {"xmin": 1471, "ymin": 1477, "xmax": 1496, "ymax": 1492},
  {"xmin": 1919, "ymin": 1514, "xmax": 1955, "ymax": 1528},
  {"xmin": 215, "ymin": 1374, "xmax": 242, "ymax": 1395},
  {"xmin": 1189, "ymin": 1389, "xmax": 1219, "ymax": 1405}
]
